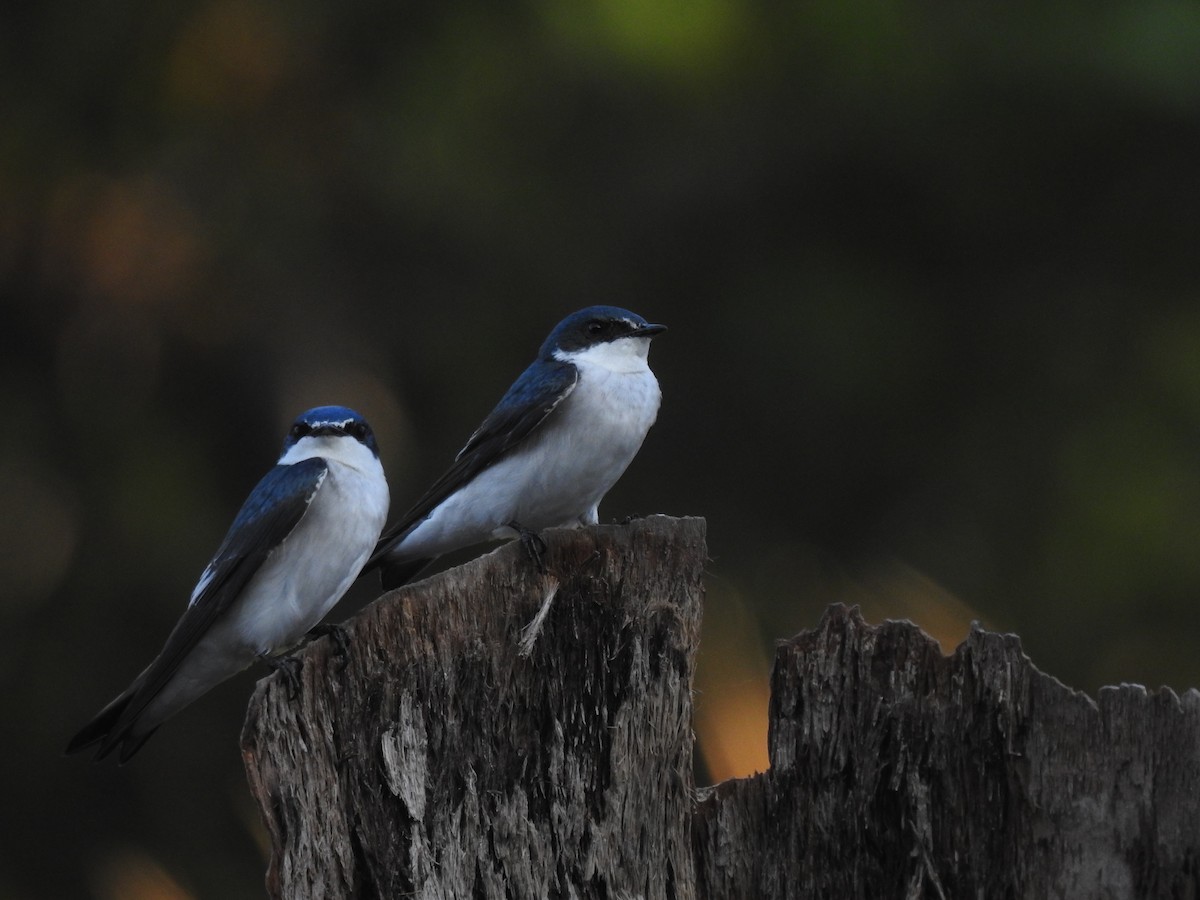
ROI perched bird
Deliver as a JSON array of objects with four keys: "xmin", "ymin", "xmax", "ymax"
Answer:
[
  {"xmin": 66, "ymin": 406, "xmax": 389, "ymax": 763},
  {"xmin": 367, "ymin": 305, "xmax": 665, "ymax": 589}
]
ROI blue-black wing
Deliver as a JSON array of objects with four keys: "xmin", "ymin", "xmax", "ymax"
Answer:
[
  {"xmin": 74, "ymin": 457, "xmax": 329, "ymax": 760},
  {"xmin": 367, "ymin": 359, "xmax": 578, "ymax": 568}
]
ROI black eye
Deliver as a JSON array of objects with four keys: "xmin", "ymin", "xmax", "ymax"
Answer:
[
  {"xmin": 587, "ymin": 320, "xmax": 605, "ymax": 335},
  {"xmin": 351, "ymin": 422, "xmax": 369, "ymax": 440},
  {"xmin": 290, "ymin": 422, "xmax": 311, "ymax": 439}
]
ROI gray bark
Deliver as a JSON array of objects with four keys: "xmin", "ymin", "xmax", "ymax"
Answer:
[
  {"xmin": 693, "ymin": 604, "xmax": 1200, "ymax": 900},
  {"xmin": 244, "ymin": 516, "xmax": 1200, "ymax": 900},
  {"xmin": 242, "ymin": 515, "xmax": 706, "ymax": 899}
]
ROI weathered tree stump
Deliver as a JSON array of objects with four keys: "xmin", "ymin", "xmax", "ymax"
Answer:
[
  {"xmin": 243, "ymin": 516, "xmax": 1200, "ymax": 900},
  {"xmin": 695, "ymin": 604, "xmax": 1200, "ymax": 899},
  {"xmin": 242, "ymin": 515, "xmax": 706, "ymax": 899}
]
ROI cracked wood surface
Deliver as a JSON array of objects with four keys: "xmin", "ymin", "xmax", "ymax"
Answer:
[
  {"xmin": 244, "ymin": 518, "xmax": 1200, "ymax": 899},
  {"xmin": 694, "ymin": 604, "xmax": 1200, "ymax": 900},
  {"xmin": 242, "ymin": 515, "xmax": 705, "ymax": 899}
]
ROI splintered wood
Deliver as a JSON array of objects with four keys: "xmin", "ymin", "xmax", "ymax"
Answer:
[
  {"xmin": 243, "ymin": 516, "xmax": 705, "ymax": 900},
  {"xmin": 244, "ymin": 519, "xmax": 1200, "ymax": 899}
]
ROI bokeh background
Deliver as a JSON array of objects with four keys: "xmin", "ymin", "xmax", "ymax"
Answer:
[{"xmin": 5, "ymin": 0, "xmax": 1200, "ymax": 896}]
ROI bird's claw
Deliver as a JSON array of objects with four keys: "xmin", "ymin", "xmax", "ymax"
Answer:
[
  {"xmin": 508, "ymin": 520, "xmax": 548, "ymax": 574},
  {"xmin": 263, "ymin": 653, "xmax": 303, "ymax": 700},
  {"xmin": 307, "ymin": 622, "xmax": 351, "ymax": 671}
]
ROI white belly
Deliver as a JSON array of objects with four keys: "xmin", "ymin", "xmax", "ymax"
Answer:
[
  {"xmin": 225, "ymin": 458, "xmax": 389, "ymax": 652},
  {"xmin": 398, "ymin": 362, "xmax": 660, "ymax": 560},
  {"xmin": 146, "ymin": 458, "xmax": 389, "ymax": 720}
]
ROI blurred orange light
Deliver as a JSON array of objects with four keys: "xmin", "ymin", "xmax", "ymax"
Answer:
[
  {"xmin": 694, "ymin": 586, "xmax": 771, "ymax": 782},
  {"xmin": 92, "ymin": 848, "xmax": 195, "ymax": 900}
]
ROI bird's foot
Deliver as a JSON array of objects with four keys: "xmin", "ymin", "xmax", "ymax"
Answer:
[
  {"xmin": 307, "ymin": 623, "xmax": 351, "ymax": 672},
  {"xmin": 508, "ymin": 520, "xmax": 548, "ymax": 574},
  {"xmin": 615, "ymin": 513, "xmax": 643, "ymax": 525},
  {"xmin": 262, "ymin": 653, "xmax": 303, "ymax": 699}
]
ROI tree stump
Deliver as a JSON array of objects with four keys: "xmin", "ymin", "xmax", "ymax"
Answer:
[
  {"xmin": 243, "ymin": 516, "xmax": 1200, "ymax": 899},
  {"xmin": 693, "ymin": 605, "xmax": 1200, "ymax": 900},
  {"xmin": 242, "ymin": 515, "xmax": 706, "ymax": 899}
]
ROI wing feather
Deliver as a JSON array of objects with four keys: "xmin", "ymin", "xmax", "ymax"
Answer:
[
  {"xmin": 96, "ymin": 457, "xmax": 329, "ymax": 754},
  {"xmin": 367, "ymin": 360, "xmax": 577, "ymax": 567}
]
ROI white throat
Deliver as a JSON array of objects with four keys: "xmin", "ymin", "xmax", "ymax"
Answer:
[
  {"xmin": 278, "ymin": 435, "xmax": 379, "ymax": 473},
  {"xmin": 554, "ymin": 335, "xmax": 653, "ymax": 375}
]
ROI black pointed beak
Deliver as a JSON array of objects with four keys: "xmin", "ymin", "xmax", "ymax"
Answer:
[
  {"xmin": 636, "ymin": 322, "xmax": 667, "ymax": 337},
  {"xmin": 308, "ymin": 424, "xmax": 348, "ymax": 438}
]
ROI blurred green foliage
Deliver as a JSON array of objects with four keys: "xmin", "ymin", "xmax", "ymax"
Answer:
[{"xmin": 4, "ymin": 0, "xmax": 1200, "ymax": 896}]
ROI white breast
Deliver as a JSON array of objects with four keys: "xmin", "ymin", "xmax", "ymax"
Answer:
[
  {"xmin": 138, "ymin": 440, "xmax": 389, "ymax": 727},
  {"xmin": 235, "ymin": 452, "xmax": 388, "ymax": 652},
  {"xmin": 396, "ymin": 336, "xmax": 660, "ymax": 560}
]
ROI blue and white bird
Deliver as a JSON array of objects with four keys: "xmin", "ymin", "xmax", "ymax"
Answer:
[
  {"xmin": 66, "ymin": 405, "xmax": 390, "ymax": 762},
  {"xmin": 366, "ymin": 305, "xmax": 665, "ymax": 589}
]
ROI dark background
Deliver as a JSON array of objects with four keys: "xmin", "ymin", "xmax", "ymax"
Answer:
[{"xmin": 5, "ymin": 1, "xmax": 1200, "ymax": 897}]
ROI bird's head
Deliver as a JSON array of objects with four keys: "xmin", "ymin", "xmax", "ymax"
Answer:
[
  {"xmin": 281, "ymin": 406, "xmax": 380, "ymax": 460},
  {"xmin": 542, "ymin": 306, "xmax": 666, "ymax": 370}
]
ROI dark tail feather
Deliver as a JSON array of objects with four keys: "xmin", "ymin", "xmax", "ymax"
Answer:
[
  {"xmin": 380, "ymin": 557, "xmax": 433, "ymax": 591},
  {"xmin": 115, "ymin": 725, "xmax": 159, "ymax": 764},
  {"xmin": 66, "ymin": 682, "xmax": 159, "ymax": 763},
  {"xmin": 65, "ymin": 690, "xmax": 134, "ymax": 759}
]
